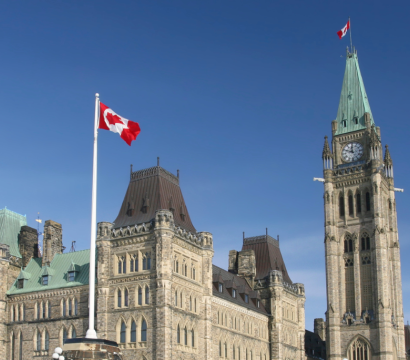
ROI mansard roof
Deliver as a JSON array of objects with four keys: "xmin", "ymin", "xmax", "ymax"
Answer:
[
  {"xmin": 0, "ymin": 207, "xmax": 26, "ymax": 258},
  {"xmin": 7, "ymin": 249, "xmax": 91, "ymax": 295},
  {"xmin": 242, "ymin": 234, "xmax": 292, "ymax": 283},
  {"xmin": 212, "ymin": 265, "xmax": 268, "ymax": 315},
  {"xmin": 113, "ymin": 165, "xmax": 196, "ymax": 233},
  {"xmin": 335, "ymin": 49, "xmax": 375, "ymax": 135}
]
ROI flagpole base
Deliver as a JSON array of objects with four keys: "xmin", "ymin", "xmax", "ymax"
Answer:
[
  {"xmin": 85, "ymin": 329, "xmax": 98, "ymax": 339},
  {"xmin": 61, "ymin": 338, "xmax": 122, "ymax": 360}
]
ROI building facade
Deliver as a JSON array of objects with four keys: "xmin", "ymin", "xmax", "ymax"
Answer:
[
  {"xmin": 1, "ymin": 165, "xmax": 306, "ymax": 360},
  {"xmin": 322, "ymin": 49, "xmax": 406, "ymax": 360}
]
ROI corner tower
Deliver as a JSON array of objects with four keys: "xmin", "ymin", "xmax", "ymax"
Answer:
[{"xmin": 322, "ymin": 49, "xmax": 405, "ymax": 360}]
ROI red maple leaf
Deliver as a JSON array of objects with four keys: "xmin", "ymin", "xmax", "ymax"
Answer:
[{"xmin": 106, "ymin": 112, "xmax": 124, "ymax": 126}]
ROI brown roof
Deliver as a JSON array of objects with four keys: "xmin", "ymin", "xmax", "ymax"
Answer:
[
  {"xmin": 212, "ymin": 265, "xmax": 268, "ymax": 315},
  {"xmin": 242, "ymin": 235, "xmax": 292, "ymax": 283},
  {"xmin": 113, "ymin": 166, "xmax": 196, "ymax": 233}
]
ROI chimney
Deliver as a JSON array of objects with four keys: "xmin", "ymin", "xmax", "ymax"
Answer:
[
  {"xmin": 237, "ymin": 249, "xmax": 256, "ymax": 288},
  {"xmin": 19, "ymin": 226, "xmax": 38, "ymax": 268},
  {"xmin": 228, "ymin": 250, "xmax": 238, "ymax": 274},
  {"xmin": 42, "ymin": 220, "xmax": 63, "ymax": 266},
  {"xmin": 314, "ymin": 318, "xmax": 326, "ymax": 341}
]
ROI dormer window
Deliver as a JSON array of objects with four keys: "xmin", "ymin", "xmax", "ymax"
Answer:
[
  {"xmin": 42, "ymin": 275, "xmax": 49, "ymax": 286},
  {"xmin": 232, "ymin": 289, "xmax": 236, "ymax": 298},
  {"xmin": 218, "ymin": 283, "xmax": 223, "ymax": 293},
  {"xmin": 244, "ymin": 294, "xmax": 249, "ymax": 303},
  {"xmin": 342, "ymin": 120, "xmax": 347, "ymax": 128},
  {"xmin": 68, "ymin": 271, "xmax": 75, "ymax": 282},
  {"xmin": 17, "ymin": 279, "xmax": 24, "ymax": 289},
  {"xmin": 68, "ymin": 262, "xmax": 80, "ymax": 281}
]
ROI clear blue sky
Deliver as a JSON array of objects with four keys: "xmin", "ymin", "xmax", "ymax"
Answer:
[{"xmin": 1, "ymin": 1, "xmax": 410, "ymax": 331}]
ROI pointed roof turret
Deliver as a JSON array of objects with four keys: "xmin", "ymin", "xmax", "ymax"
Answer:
[
  {"xmin": 322, "ymin": 136, "xmax": 333, "ymax": 159},
  {"xmin": 113, "ymin": 165, "xmax": 196, "ymax": 233},
  {"xmin": 384, "ymin": 145, "xmax": 393, "ymax": 167},
  {"xmin": 335, "ymin": 49, "xmax": 375, "ymax": 135}
]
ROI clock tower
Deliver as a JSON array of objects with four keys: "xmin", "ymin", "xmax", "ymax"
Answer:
[{"xmin": 322, "ymin": 49, "xmax": 406, "ymax": 360}]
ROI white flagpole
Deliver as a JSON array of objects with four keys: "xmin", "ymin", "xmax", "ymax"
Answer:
[{"xmin": 85, "ymin": 93, "xmax": 100, "ymax": 339}]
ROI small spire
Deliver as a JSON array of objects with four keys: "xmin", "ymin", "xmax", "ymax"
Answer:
[
  {"xmin": 322, "ymin": 136, "xmax": 333, "ymax": 159},
  {"xmin": 157, "ymin": 157, "xmax": 160, "ymax": 166},
  {"xmin": 177, "ymin": 169, "xmax": 179, "ymax": 178},
  {"xmin": 384, "ymin": 145, "xmax": 393, "ymax": 166}
]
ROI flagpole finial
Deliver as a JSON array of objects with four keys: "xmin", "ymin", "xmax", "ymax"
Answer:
[{"xmin": 95, "ymin": 93, "xmax": 99, "ymax": 98}]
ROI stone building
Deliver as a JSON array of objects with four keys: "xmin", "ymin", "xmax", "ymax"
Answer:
[
  {"xmin": 321, "ymin": 48, "xmax": 406, "ymax": 360},
  {"xmin": 1, "ymin": 165, "xmax": 306, "ymax": 360}
]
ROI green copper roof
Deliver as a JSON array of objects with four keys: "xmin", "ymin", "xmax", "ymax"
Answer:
[
  {"xmin": 335, "ymin": 50, "xmax": 375, "ymax": 135},
  {"xmin": 0, "ymin": 207, "xmax": 26, "ymax": 258},
  {"xmin": 7, "ymin": 249, "xmax": 91, "ymax": 295}
]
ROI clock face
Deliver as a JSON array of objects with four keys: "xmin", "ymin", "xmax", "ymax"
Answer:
[{"xmin": 342, "ymin": 142, "xmax": 364, "ymax": 162}]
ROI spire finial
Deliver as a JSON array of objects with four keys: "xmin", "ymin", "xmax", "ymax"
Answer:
[
  {"xmin": 157, "ymin": 157, "xmax": 160, "ymax": 167},
  {"xmin": 177, "ymin": 169, "xmax": 179, "ymax": 178}
]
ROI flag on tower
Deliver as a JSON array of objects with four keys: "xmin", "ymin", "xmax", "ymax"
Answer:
[
  {"xmin": 99, "ymin": 102, "xmax": 141, "ymax": 146},
  {"xmin": 337, "ymin": 19, "xmax": 350, "ymax": 39}
]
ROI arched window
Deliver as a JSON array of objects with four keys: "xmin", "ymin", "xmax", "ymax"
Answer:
[
  {"xmin": 356, "ymin": 193, "xmax": 362, "ymax": 213},
  {"xmin": 71, "ymin": 327, "xmax": 76, "ymax": 339},
  {"xmin": 11, "ymin": 333, "xmax": 15, "ymax": 360},
  {"xmin": 180, "ymin": 293, "xmax": 183, "ymax": 308},
  {"xmin": 63, "ymin": 328, "xmax": 68, "ymax": 345},
  {"xmin": 74, "ymin": 298, "xmax": 78, "ymax": 315},
  {"xmin": 191, "ymin": 329, "xmax": 195, "ymax": 347},
  {"xmin": 37, "ymin": 302, "xmax": 40, "ymax": 320},
  {"xmin": 147, "ymin": 253, "xmax": 151, "ymax": 269},
  {"xmin": 36, "ymin": 330, "xmax": 41, "ymax": 351},
  {"xmin": 349, "ymin": 239, "xmax": 353, "ymax": 252},
  {"xmin": 62, "ymin": 300, "xmax": 66, "ymax": 317},
  {"xmin": 11, "ymin": 306, "xmax": 14, "ymax": 322},
  {"xmin": 233, "ymin": 344, "xmax": 236, "ymax": 359},
  {"xmin": 348, "ymin": 194, "xmax": 354, "ymax": 215},
  {"xmin": 69, "ymin": 299, "xmax": 72, "ymax": 316},
  {"xmin": 185, "ymin": 264, "xmax": 187, "ymax": 276},
  {"xmin": 347, "ymin": 337, "xmax": 371, "ymax": 360},
  {"xmin": 361, "ymin": 234, "xmax": 370, "ymax": 251},
  {"xmin": 130, "ymin": 254, "xmax": 138, "ymax": 272},
  {"xmin": 177, "ymin": 325, "xmax": 181, "ymax": 344},
  {"xmin": 138, "ymin": 287, "xmax": 143, "ymax": 305},
  {"xmin": 184, "ymin": 327, "xmax": 188, "ymax": 345},
  {"xmin": 339, "ymin": 196, "xmax": 345, "ymax": 217},
  {"xmin": 47, "ymin": 302, "xmax": 51, "ymax": 319},
  {"xmin": 145, "ymin": 286, "xmax": 150, "ymax": 305},
  {"xmin": 192, "ymin": 268, "xmax": 196, "ymax": 280},
  {"xmin": 19, "ymin": 333, "xmax": 23, "ymax": 360},
  {"xmin": 131, "ymin": 321, "xmax": 136, "ymax": 342},
  {"xmin": 219, "ymin": 341, "xmax": 222, "ymax": 357},
  {"xmin": 175, "ymin": 260, "xmax": 179, "ymax": 273},
  {"xmin": 189, "ymin": 296, "xmax": 192, "ymax": 311},
  {"xmin": 194, "ymin": 298, "xmax": 197, "ymax": 313},
  {"xmin": 124, "ymin": 288, "xmax": 129, "ymax": 307},
  {"xmin": 141, "ymin": 319, "xmax": 147, "ymax": 342},
  {"xmin": 175, "ymin": 291, "xmax": 178, "ymax": 306},
  {"xmin": 120, "ymin": 322, "xmax": 126, "ymax": 343},
  {"xmin": 118, "ymin": 289, "xmax": 122, "ymax": 308},
  {"xmin": 366, "ymin": 192, "xmax": 371, "ymax": 211},
  {"xmin": 45, "ymin": 331, "xmax": 49, "ymax": 350},
  {"xmin": 246, "ymin": 348, "xmax": 248, "ymax": 360},
  {"xmin": 225, "ymin": 342, "xmax": 228, "ymax": 358}
]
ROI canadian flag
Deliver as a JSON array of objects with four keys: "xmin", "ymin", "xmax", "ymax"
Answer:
[
  {"xmin": 337, "ymin": 20, "xmax": 350, "ymax": 39},
  {"xmin": 99, "ymin": 102, "xmax": 141, "ymax": 146}
]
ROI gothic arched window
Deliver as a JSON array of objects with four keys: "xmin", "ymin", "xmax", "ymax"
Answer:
[
  {"xmin": 74, "ymin": 298, "xmax": 78, "ymax": 316},
  {"xmin": 184, "ymin": 327, "xmax": 188, "ymax": 345},
  {"xmin": 19, "ymin": 333, "xmax": 23, "ymax": 360},
  {"xmin": 131, "ymin": 320, "xmax": 137, "ymax": 342},
  {"xmin": 71, "ymin": 327, "xmax": 76, "ymax": 339},
  {"xmin": 356, "ymin": 193, "xmax": 362, "ymax": 213},
  {"xmin": 120, "ymin": 322, "xmax": 126, "ymax": 343},
  {"xmin": 366, "ymin": 192, "xmax": 371, "ymax": 211},
  {"xmin": 145, "ymin": 286, "xmax": 150, "ymax": 305},
  {"xmin": 138, "ymin": 287, "xmax": 142, "ymax": 306},
  {"xmin": 191, "ymin": 329, "xmax": 195, "ymax": 347},
  {"xmin": 63, "ymin": 328, "xmax": 68, "ymax": 345},
  {"xmin": 124, "ymin": 288, "xmax": 129, "ymax": 307},
  {"xmin": 347, "ymin": 337, "xmax": 371, "ymax": 360},
  {"xmin": 339, "ymin": 196, "xmax": 345, "ymax": 217},
  {"xmin": 348, "ymin": 194, "xmax": 354, "ymax": 215},
  {"xmin": 361, "ymin": 234, "xmax": 370, "ymax": 251},
  {"xmin": 141, "ymin": 319, "xmax": 147, "ymax": 342},
  {"xmin": 117, "ymin": 289, "xmax": 122, "ymax": 308},
  {"xmin": 175, "ymin": 291, "xmax": 178, "ymax": 306},
  {"xmin": 45, "ymin": 331, "xmax": 49, "ymax": 350},
  {"xmin": 177, "ymin": 325, "xmax": 180, "ymax": 344},
  {"xmin": 36, "ymin": 330, "xmax": 41, "ymax": 351}
]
